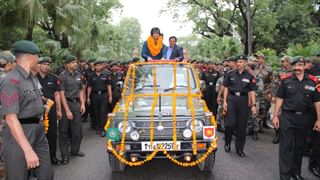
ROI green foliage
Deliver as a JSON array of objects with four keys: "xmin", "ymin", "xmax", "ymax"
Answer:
[{"xmin": 286, "ymin": 40, "xmax": 320, "ymax": 57}]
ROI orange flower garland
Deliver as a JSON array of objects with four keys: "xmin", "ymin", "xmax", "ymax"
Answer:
[{"xmin": 147, "ymin": 36, "xmax": 163, "ymax": 57}]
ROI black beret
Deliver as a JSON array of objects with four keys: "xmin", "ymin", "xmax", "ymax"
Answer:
[
  {"xmin": 94, "ymin": 60, "xmax": 104, "ymax": 65},
  {"xmin": 38, "ymin": 56, "xmax": 52, "ymax": 64},
  {"xmin": 88, "ymin": 57, "xmax": 96, "ymax": 63},
  {"xmin": 236, "ymin": 55, "xmax": 248, "ymax": 61},
  {"xmin": 227, "ymin": 56, "xmax": 236, "ymax": 62},
  {"xmin": 291, "ymin": 56, "xmax": 305, "ymax": 65},
  {"xmin": 63, "ymin": 55, "xmax": 77, "ymax": 64},
  {"xmin": 12, "ymin": 40, "xmax": 40, "ymax": 55}
]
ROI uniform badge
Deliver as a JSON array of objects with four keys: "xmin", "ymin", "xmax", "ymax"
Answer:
[
  {"xmin": 304, "ymin": 85, "xmax": 315, "ymax": 91},
  {"xmin": 242, "ymin": 78, "xmax": 250, "ymax": 83}
]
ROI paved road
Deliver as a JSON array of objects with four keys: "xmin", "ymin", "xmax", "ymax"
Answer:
[{"xmin": 54, "ymin": 123, "xmax": 317, "ymax": 180}]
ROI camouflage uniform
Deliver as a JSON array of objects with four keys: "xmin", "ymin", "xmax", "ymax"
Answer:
[
  {"xmin": 247, "ymin": 76, "xmax": 263, "ymax": 133},
  {"xmin": 216, "ymin": 76, "xmax": 225, "ymax": 131},
  {"xmin": 253, "ymin": 64, "xmax": 273, "ymax": 130}
]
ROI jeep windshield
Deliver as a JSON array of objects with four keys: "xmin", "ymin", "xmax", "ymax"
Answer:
[{"xmin": 124, "ymin": 63, "xmax": 197, "ymax": 95}]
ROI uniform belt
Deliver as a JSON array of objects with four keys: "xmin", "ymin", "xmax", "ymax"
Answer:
[
  {"xmin": 284, "ymin": 110, "xmax": 309, "ymax": 115},
  {"xmin": 93, "ymin": 90, "xmax": 107, "ymax": 94},
  {"xmin": 66, "ymin": 97, "xmax": 80, "ymax": 102},
  {"xmin": 229, "ymin": 91, "xmax": 248, "ymax": 97},
  {"xmin": 19, "ymin": 117, "xmax": 40, "ymax": 124}
]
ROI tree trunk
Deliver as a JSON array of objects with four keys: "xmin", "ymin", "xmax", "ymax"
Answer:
[{"xmin": 25, "ymin": 24, "xmax": 34, "ymax": 40}]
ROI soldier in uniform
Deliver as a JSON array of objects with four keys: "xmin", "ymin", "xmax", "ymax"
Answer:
[
  {"xmin": 109, "ymin": 62, "xmax": 124, "ymax": 110},
  {"xmin": 305, "ymin": 53, "xmax": 320, "ymax": 178},
  {"xmin": 271, "ymin": 56, "xmax": 292, "ymax": 144},
  {"xmin": 36, "ymin": 57, "xmax": 62, "ymax": 165},
  {"xmin": 201, "ymin": 62, "xmax": 220, "ymax": 116},
  {"xmin": 246, "ymin": 63, "xmax": 263, "ymax": 140},
  {"xmin": 87, "ymin": 60, "xmax": 112, "ymax": 137},
  {"xmin": 59, "ymin": 55, "xmax": 86, "ymax": 164},
  {"xmin": 253, "ymin": 54, "xmax": 273, "ymax": 133},
  {"xmin": 223, "ymin": 55, "xmax": 257, "ymax": 158},
  {"xmin": 272, "ymin": 57, "xmax": 320, "ymax": 180},
  {"xmin": 0, "ymin": 40, "xmax": 53, "ymax": 180},
  {"xmin": 216, "ymin": 56, "xmax": 237, "ymax": 132},
  {"xmin": 85, "ymin": 57, "xmax": 96, "ymax": 129}
]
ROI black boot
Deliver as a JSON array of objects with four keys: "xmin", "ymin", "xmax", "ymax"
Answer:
[
  {"xmin": 272, "ymin": 129, "xmax": 280, "ymax": 144},
  {"xmin": 252, "ymin": 132, "xmax": 258, "ymax": 141}
]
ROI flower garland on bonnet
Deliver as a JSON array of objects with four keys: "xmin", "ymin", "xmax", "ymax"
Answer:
[{"xmin": 147, "ymin": 35, "xmax": 163, "ymax": 57}]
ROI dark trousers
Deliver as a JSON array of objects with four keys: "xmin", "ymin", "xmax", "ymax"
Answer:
[
  {"xmin": 46, "ymin": 105, "xmax": 58, "ymax": 160},
  {"xmin": 225, "ymin": 95, "xmax": 249, "ymax": 151},
  {"xmin": 204, "ymin": 89, "xmax": 218, "ymax": 116},
  {"xmin": 279, "ymin": 111, "xmax": 312, "ymax": 180},
  {"xmin": 59, "ymin": 101, "xmax": 82, "ymax": 157},
  {"xmin": 310, "ymin": 130, "xmax": 320, "ymax": 168},
  {"xmin": 91, "ymin": 93, "xmax": 108, "ymax": 132},
  {"xmin": 3, "ymin": 123, "xmax": 53, "ymax": 180},
  {"xmin": 88, "ymin": 96, "xmax": 96, "ymax": 129}
]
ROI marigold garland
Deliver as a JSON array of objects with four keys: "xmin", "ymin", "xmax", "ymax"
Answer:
[
  {"xmin": 147, "ymin": 36, "xmax": 163, "ymax": 57},
  {"xmin": 172, "ymin": 64, "xmax": 178, "ymax": 150},
  {"xmin": 43, "ymin": 99, "xmax": 54, "ymax": 134},
  {"xmin": 105, "ymin": 61, "xmax": 218, "ymax": 168},
  {"xmin": 187, "ymin": 65, "xmax": 197, "ymax": 155}
]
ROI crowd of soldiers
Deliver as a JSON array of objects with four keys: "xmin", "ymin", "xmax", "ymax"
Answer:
[
  {"xmin": 192, "ymin": 54, "xmax": 320, "ymax": 179},
  {"xmin": 0, "ymin": 40, "xmax": 138, "ymax": 179},
  {"xmin": 0, "ymin": 39, "xmax": 320, "ymax": 180}
]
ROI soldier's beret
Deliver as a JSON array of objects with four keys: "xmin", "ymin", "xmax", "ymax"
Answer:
[
  {"xmin": 0, "ymin": 51, "xmax": 15, "ymax": 63},
  {"xmin": 63, "ymin": 54, "xmax": 77, "ymax": 64},
  {"xmin": 78, "ymin": 58, "xmax": 87, "ymax": 63},
  {"xmin": 291, "ymin": 56, "xmax": 305, "ymax": 65},
  {"xmin": 235, "ymin": 55, "xmax": 248, "ymax": 61},
  {"xmin": 12, "ymin": 40, "xmax": 40, "ymax": 55},
  {"xmin": 315, "ymin": 51, "xmax": 320, "ymax": 57},
  {"xmin": 88, "ymin": 57, "xmax": 96, "ymax": 63},
  {"xmin": 227, "ymin": 56, "xmax": 236, "ymax": 62},
  {"xmin": 280, "ymin": 55, "xmax": 292, "ymax": 63},
  {"xmin": 94, "ymin": 60, "xmax": 104, "ymax": 65},
  {"xmin": 38, "ymin": 56, "xmax": 52, "ymax": 64},
  {"xmin": 254, "ymin": 53, "xmax": 265, "ymax": 59}
]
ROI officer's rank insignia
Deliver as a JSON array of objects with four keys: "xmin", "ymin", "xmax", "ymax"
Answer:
[
  {"xmin": 304, "ymin": 85, "xmax": 315, "ymax": 91},
  {"xmin": 106, "ymin": 128, "xmax": 120, "ymax": 141}
]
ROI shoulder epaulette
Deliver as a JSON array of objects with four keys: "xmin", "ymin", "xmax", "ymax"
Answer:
[
  {"xmin": 279, "ymin": 73, "xmax": 292, "ymax": 80},
  {"xmin": 308, "ymin": 74, "xmax": 319, "ymax": 83}
]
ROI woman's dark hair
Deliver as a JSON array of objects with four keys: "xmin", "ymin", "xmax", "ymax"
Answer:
[{"xmin": 150, "ymin": 27, "xmax": 161, "ymax": 35}]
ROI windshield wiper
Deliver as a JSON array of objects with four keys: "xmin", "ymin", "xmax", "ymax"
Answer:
[
  {"xmin": 135, "ymin": 84, "xmax": 159, "ymax": 92},
  {"xmin": 163, "ymin": 85, "xmax": 189, "ymax": 92}
]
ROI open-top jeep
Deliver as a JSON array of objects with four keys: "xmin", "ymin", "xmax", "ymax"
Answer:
[{"xmin": 105, "ymin": 61, "xmax": 218, "ymax": 172}]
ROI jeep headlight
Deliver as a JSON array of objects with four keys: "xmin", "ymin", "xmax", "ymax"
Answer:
[
  {"xmin": 188, "ymin": 120, "xmax": 204, "ymax": 133},
  {"xmin": 118, "ymin": 121, "xmax": 132, "ymax": 133}
]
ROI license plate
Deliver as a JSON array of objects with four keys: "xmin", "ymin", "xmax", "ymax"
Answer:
[{"xmin": 141, "ymin": 141, "xmax": 181, "ymax": 151}]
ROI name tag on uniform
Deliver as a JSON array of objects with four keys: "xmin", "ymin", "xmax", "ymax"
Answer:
[
  {"xmin": 48, "ymin": 82, "xmax": 53, "ymax": 85},
  {"xmin": 230, "ymin": 78, "xmax": 235, "ymax": 81},
  {"xmin": 76, "ymin": 78, "xmax": 81, "ymax": 81},
  {"xmin": 101, "ymin": 78, "xmax": 107, "ymax": 80},
  {"xmin": 304, "ymin": 85, "xmax": 315, "ymax": 91},
  {"xmin": 209, "ymin": 82, "xmax": 213, "ymax": 86},
  {"xmin": 242, "ymin": 78, "xmax": 250, "ymax": 83}
]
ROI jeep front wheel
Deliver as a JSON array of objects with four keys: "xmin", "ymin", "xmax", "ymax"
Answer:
[
  {"xmin": 197, "ymin": 151, "xmax": 216, "ymax": 172},
  {"xmin": 108, "ymin": 153, "xmax": 126, "ymax": 172}
]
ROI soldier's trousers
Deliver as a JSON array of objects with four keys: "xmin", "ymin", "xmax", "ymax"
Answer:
[
  {"xmin": 310, "ymin": 130, "xmax": 320, "ymax": 168},
  {"xmin": 216, "ymin": 104, "xmax": 225, "ymax": 129},
  {"xmin": 89, "ymin": 95, "xmax": 96, "ymax": 129},
  {"xmin": 225, "ymin": 95, "xmax": 249, "ymax": 151},
  {"xmin": 259, "ymin": 98, "xmax": 271, "ymax": 125},
  {"xmin": 47, "ymin": 105, "xmax": 58, "ymax": 160},
  {"xmin": 3, "ymin": 123, "xmax": 53, "ymax": 180},
  {"xmin": 59, "ymin": 101, "xmax": 82, "ymax": 157},
  {"xmin": 91, "ymin": 93, "xmax": 108, "ymax": 132},
  {"xmin": 279, "ymin": 111, "xmax": 312, "ymax": 180}
]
